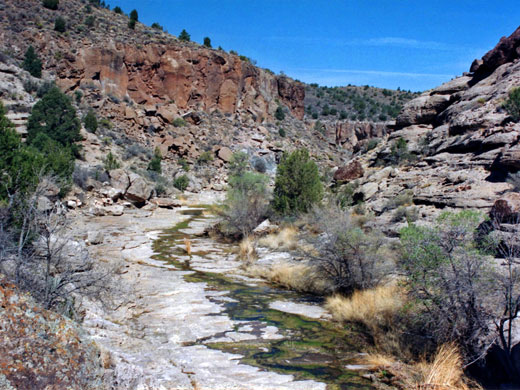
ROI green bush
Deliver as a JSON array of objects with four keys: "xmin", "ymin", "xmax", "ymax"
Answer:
[
  {"xmin": 172, "ymin": 117, "xmax": 186, "ymax": 127},
  {"xmin": 278, "ymin": 128, "xmax": 286, "ymax": 137},
  {"xmin": 399, "ymin": 211, "xmax": 495, "ymax": 358},
  {"xmin": 221, "ymin": 152, "xmax": 270, "ymax": 236},
  {"xmin": 504, "ymin": 87, "xmax": 520, "ymax": 122},
  {"xmin": 147, "ymin": 148, "xmax": 162, "ymax": 173},
  {"xmin": 113, "ymin": 6, "xmax": 122, "ymax": 14},
  {"xmin": 272, "ymin": 148, "xmax": 323, "ymax": 214},
  {"xmin": 275, "ymin": 106, "xmax": 285, "ymax": 121},
  {"xmin": 151, "ymin": 22, "xmax": 163, "ymax": 31},
  {"xmin": 84, "ymin": 15, "xmax": 95, "ymax": 28},
  {"xmin": 178, "ymin": 29, "xmax": 190, "ymax": 42},
  {"xmin": 54, "ymin": 16, "xmax": 66, "ymax": 32},
  {"xmin": 23, "ymin": 46, "xmax": 42, "ymax": 78},
  {"xmin": 27, "ymin": 87, "xmax": 82, "ymax": 156},
  {"xmin": 42, "ymin": 0, "xmax": 59, "ymax": 10},
  {"xmin": 0, "ymin": 103, "xmax": 73, "ymax": 200},
  {"xmin": 197, "ymin": 151, "xmax": 214, "ymax": 164},
  {"xmin": 173, "ymin": 175, "xmax": 189, "ymax": 191},
  {"xmin": 104, "ymin": 151, "xmax": 120, "ymax": 171},
  {"xmin": 128, "ymin": 19, "xmax": 136, "ymax": 29},
  {"xmin": 83, "ymin": 109, "xmax": 97, "ymax": 133},
  {"xmin": 386, "ymin": 137, "xmax": 415, "ymax": 166},
  {"xmin": 203, "ymin": 37, "xmax": 212, "ymax": 48},
  {"xmin": 178, "ymin": 158, "xmax": 190, "ymax": 171}
]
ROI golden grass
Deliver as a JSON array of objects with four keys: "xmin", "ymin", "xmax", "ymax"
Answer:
[
  {"xmin": 238, "ymin": 236, "xmax": 257, "ymax": 263},
  {"xmin": 354, "ymin": 353, "xmax": 397, "ymax": 369},
  {"xmin": 261, "ymin": 262, "xmax": 329, "ymax": 294},
  {"xmin": 415, "ymin": 343, "xmax": 470, "ymax": 390},
  {"xmin": 258, "ymin": 226, "xmax": 298, "ymax": 250},
  {"xmin": 325, "ymin": 284, "xmax": 404, "ymax": 329},
  {"xmin": 183, "ymin": 237, "xmax": 191, "ymax": 256}
]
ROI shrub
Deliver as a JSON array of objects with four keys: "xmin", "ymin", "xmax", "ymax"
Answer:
[
  {"xmin": 23, "ymin": 79, "xmax": 39, "ymax": 94},
  {"xmin": 314, "ymin": 120, "xmax": 325, "ymax": 134},
  {"xmin": 42, "ymin": 0, "xmax": 59, "ymax": 10},
  {"xmin": 383, "ymin": 190, "xmax": 413, "ymax": 211},
  {"xmin": 151, "ymin": 22, "xmax": 163, "ymax": 31},
  {"xmin": 172, "ymin": 117, "xmax": 186, "ymax": 127},
  {"xmin": 128, "ymin": 19, "xmax": 136, "ymax": 29},
  {"xmin": 178, "ymin": 29, "xmax": 190, "ymax": 42},
  {"xmin": 27, "ymin": 87, "xmax": 82, "ymax": 156},
  {"xmin": 278, "ymin": 127, "xmax": 286, "ymax": 137},
  {"xmin": 83, "ymin": 109, "xmax": 97, "ymax": 133},
  {"xmin": 84, "ymin": 15, "xmax": 95, "ymax": 28},
  {"xmin": 272, "ymin": 148, "xmax": 323, "ymax": 214},
  {"xmin": 113, "ymin": 6, "xmax": 122, "ymax": 14},
  {"xmin": 54, "ymin": 16, "xmax": 66, "ymax": 32},
  {"xmin": 197, "ymin": 151, "xmax": 214, "ymax": 165},
  {"xmin": 103, "ymin": 151, "xmax": 120, "ymax": 171},
  {"xmin": 173, "ymin": 174, "xmax": 189, "ymax": 191},
  {"xmin": 147, "ymin": 148, "xmax": 162, "ymax": 173},
  {"xmin": 306, "ymin": 203, "xmax": 392, "ymax": 294},
  {"xmin": 388, "ymin": 137, "xmax": 414, "ymax": 165},
  {"xmin": 178, "ymin": 158, "xmax": 190, "ymax": 171},
  {"xmin": 36, "ymin": 81, "xmax": 55, "ymax": 98},
  {"xmin": 399, "ymin": 211, "xmax": 496, "ymax": 360},
  {"xmin": 507, "ymin": 172, "xmax": 520, "ymax": 191},
  {"xmin": 251, "ymin": 157, "xmax": 267, "ymax": 173},
  {"xmin": 74, "ymin": 90, "xmax": 83, "ymax": 103},
  {"xmin": 504, "ymin": 87, "xmax": 520, "ymax": 122},
  {"xmin": 22, "ymin": 46, "xmax": 42, "ymax": 78},
  {"xmin": 275, "ymin": 106, "xmax": 285, "ymax": 121},
  {"xmin": 391, "ymin": 206, "xmax": 419, "ymax": 222},
  {"xmin": 203, "ymin": 37, "xmax": 212, "ymax": 48},
  {"xmin": 220, "ymin": 152, "xmax": 270, "ymax": 236}
]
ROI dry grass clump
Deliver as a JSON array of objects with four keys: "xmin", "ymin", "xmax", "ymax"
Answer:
[
  {"xmin": 238, "ymin": 236, "xmax": 257, "ymax": 264},
  {"xmin": 415, "ymin": 343, "xmax": 471, "ymax": 390},
  {"xmin": 258, "ymin": 226, "xmax": 298, "ymax": 250},
  {"xmin": 325, "ymin": 284, "xmax": 404, "ymax": 328},
  {"xmin": 263, "ymin": 262, "xmax": 328, "ymax": 294},
  {"xmin": 354, "ymin": 344, "xmax": 475, "ymax": 390}
]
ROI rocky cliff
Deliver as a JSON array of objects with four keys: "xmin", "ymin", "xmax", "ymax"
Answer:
[
  {"xmin": 336, "ymin": 26, "xmax": 520, "ymax": 233},
  {"xmin": 0, "ymin": 0, "xmax": 304, "ymax": 120}
]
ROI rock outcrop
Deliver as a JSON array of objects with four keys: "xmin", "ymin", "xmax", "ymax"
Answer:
[
  {"xmin": 333, "ymin": 26, "xmax": 520, "ymax": 232},
  {"xmin": 0, "ymin": 275, "xmax": 103, "ymax": 390},
  {"xmin": 0, "ymin": 0, "xmax": 304, "ymax": 121}
]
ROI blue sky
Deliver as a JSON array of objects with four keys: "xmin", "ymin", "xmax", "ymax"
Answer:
[{"xmin": 107, "ymin": 1, "xmax": 520, "ymax": 92}]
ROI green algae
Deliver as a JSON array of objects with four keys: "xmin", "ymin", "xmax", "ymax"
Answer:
[{"xmin": 151, "ymin": 207, "xmax": 375, "ymax": 390}]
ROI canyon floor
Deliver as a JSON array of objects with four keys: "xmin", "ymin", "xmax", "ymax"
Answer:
[{"xmin": 76, "ymin": 192, "xmax": 372, "ymax": 390}]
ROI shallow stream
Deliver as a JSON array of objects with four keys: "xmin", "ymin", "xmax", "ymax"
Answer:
[{"xmin": 152, "ymin": 208, "xmax": 374, "ymax": 390}]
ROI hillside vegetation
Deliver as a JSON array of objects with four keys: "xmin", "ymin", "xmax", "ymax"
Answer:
[{"xmin": 304, "ymin": 84, "xmax": 420, "ymax": 122}]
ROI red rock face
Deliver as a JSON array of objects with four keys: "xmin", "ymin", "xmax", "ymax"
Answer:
[{"xmin": 56, "ymin": 43, "xmax": 304, "ymax": 120}]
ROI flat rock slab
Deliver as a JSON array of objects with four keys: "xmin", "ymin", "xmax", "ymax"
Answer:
[{"xmin": 269, "ymin": 301, "xmax": 330, "ymax": 320}]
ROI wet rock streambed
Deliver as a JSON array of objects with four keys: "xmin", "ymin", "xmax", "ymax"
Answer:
[{"xmin": 149, "ymin": 207, "xmax": 375, "ymax": 390}]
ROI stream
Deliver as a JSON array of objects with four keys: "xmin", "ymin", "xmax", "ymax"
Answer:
[{"xmin": 151, "ymin": 207, "xmax": 375, "ymax": 390}]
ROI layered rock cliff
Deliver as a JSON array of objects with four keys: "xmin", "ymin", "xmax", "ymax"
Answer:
[
  {"xmin": 336, "ymin": 26, "xmax": 520, "ymax": 233},
  {"xmin": 0, "ymin": 0, "xmax": 304, "ymax": 120}
]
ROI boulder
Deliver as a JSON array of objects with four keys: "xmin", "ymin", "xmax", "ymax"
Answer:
[
  {"xmin": 217, "ymin": 147, "xmax": 233, "ymax": 162},
  {"xmin": 334, "ymin": 160, "xmax": 364, "ymax": 182},
  {"xmin": 125, "ymin": 173, "xmax": 152, "ymax": 205},
  {"xmin": 150, "ymin": 198, "xmax": 182, "ymax": 209},
  {"xmin": 110, "ymin": 169, "xmax": 130, "ymax": 193},
  {"xmin": 491, "ymin": 192, "xmax": 520, "ymax": 222},
  {"xmin": 396, "ymin": 94, "xmax": 451, "ymax": 128},
  {"xmin": 104, "ymin": 205, "xmax": 124, "ymax": 216},
  {"xmin": 88, "ymin": 231, "xmax": 104, "ymax": 245},
  {"xmin": 36, "ymin": 196, "xmax": 53, "ymax": 212},
  {"xmin": 356, "ymin": 182, "xmax": 379, "ymax": 201},
  {"xmin": 253, "ymin": 219, "xmax": 278, "ymax": 235}
]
